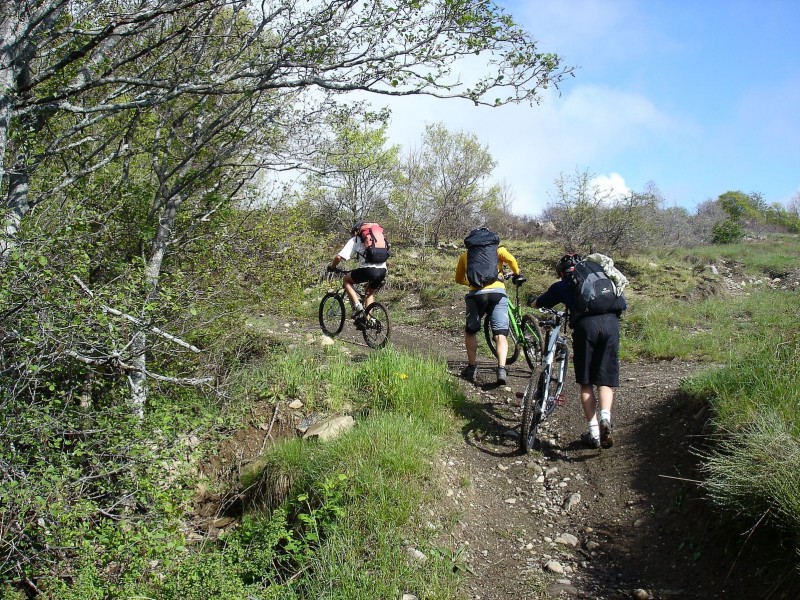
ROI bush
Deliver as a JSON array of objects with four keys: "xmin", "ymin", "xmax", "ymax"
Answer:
[{"xmin": 711, "ymin": 219, "xmax": 744, "ymax": 244}]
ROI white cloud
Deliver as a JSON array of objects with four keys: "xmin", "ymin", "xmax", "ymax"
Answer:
[
  {"xmin": 590, "ymin": 173, "xmax": 630, "ymax": 200},
  {"xmin": 375, "ymin": 83, "xmax": 676, "ymax": 216}
]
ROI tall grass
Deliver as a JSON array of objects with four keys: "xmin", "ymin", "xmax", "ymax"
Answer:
[
  {"xmin": 621, "ymin": 289, "xmax": 799, "ymax": 361},
  {"xmin": 678, "ymin": 288, "xmax": 800, "ymax": 538},
  {"xmin": 154, "ymin": 347, "xmax": 466, "ymax": 599},
  {"xmin": 698, "ymin": 411, "xmax": 800, "ymax": 537}
]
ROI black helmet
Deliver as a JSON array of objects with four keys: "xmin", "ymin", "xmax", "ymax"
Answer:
[
  {"xmin": 350, "ymin": 221, "xmax": 364, "ymax": 236},
  {"xmin": 556, "ymin": 253, "xmax": 582, "ymax": 277}
]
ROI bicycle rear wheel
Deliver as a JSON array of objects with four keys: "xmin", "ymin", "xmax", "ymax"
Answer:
[
  {"xmin": 521, "ymin": 315, "xmax": 544, "ymax": 369},
  {"xmin": 319, "ymin": 292, "xmax": 345, "ymax": 337},
  {"xmin": 520, "ymin": 365, "xmax": 548, "ymax": 454},
  {"xmin": 484, "ymin": 316, "xmax": 520, "ymax": 365},
  {"xmin": 362, "ymin": 302, "xmax": 390, "ymax": 349}
]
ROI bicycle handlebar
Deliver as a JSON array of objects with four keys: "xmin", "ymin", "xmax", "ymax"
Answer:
[
  {"xmin": 537, "ymin": 306, "xmax": 567, "ymax": 321},
  {"xmin": 499, "ymin": 272, "xmax": 526, "ymax": 285}
]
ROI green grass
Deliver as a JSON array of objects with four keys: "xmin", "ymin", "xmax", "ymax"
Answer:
[
  {"xmin": 620, "ymin": 289, "xmax": 799, "ymax": 361},
  {"xmin": 152, "ymin": 347, "xmax": 468, "ymax": 599}
]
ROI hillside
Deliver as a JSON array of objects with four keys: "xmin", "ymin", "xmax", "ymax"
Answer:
[{"xmin": 293, "ymin": 316, "xmax": 796, "ymax": 599}]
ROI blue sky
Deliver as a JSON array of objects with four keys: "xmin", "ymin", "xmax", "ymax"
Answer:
[{"xmin": 376, "ymin": 0, "xmax": 800, "ymax": 217}]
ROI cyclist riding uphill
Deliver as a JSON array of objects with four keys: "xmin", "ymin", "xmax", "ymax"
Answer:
[
  {"xmin": 455, "ymin": 227, "xmax": 523, "ymax": 386},
  {"xmin": 528, "ymin": 253, "xmax": 626, "ymax": 449},
  {"xmin": 327, "ymin": 222, "xmax": 389, "ymax": 327}
]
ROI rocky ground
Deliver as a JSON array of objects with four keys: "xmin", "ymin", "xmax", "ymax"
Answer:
[
  {"xmin": 379, "ymin": 321, "xmax": 798, "ymax": 600},
  {"xmin": 204, "ymin": 311, "xmax": 798, "ymax": 599}
]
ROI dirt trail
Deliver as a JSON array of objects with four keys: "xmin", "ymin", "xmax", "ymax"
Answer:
[{"xmin": 371, "ymin": 321, "xmax": 794, "ymax": 600}]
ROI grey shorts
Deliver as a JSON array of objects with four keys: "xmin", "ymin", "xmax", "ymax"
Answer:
[{"xmin": 465, "ymin": 291, "xmax": 508, "ymax": 336}]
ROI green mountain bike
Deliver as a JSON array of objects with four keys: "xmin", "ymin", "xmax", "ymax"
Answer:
[{"xmin": 484, "ymin": 273, "xmax": 544, "ymax": 369}]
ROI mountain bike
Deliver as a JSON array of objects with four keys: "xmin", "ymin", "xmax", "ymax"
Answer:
[
  {"xmin": 484, "ymin": 273, "xmax": 544, "ymax": 369},
  {"xmin": 318, "ymin": 269, "xmax": 391, "ymax": 349},
  {"xmin": 519, "ymin": 307, "xmax": 570, "ymax": 454}
]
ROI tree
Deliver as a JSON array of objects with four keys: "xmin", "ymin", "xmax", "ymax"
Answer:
[
  {"xmin": 543, "ymin": 171, "xmax": 673, "ymax": 254},
  {"xmin": 2, "ymin": 0, "xmax": 575, "ymax": 263},
  {"xmin": 302, "ymin": 118, "xmax": 401, "ymax": 232},
  {"xmin": 409, "ymin": 122, "xmax": 499, "ymax": 244},
  {"xmin": 3, "ymin": 1, "xmax": 574, "ymax": 415},
  {"xmin": 788, "ymin": 192, "xmax": 800, "ymax": 220},
  {"xmin": 541, "ymin": 168, "xmax": 607, "ymax": 252},
  {"xmin": 388, "ymin": 144, "xmax": 433, "ymax": 243}
]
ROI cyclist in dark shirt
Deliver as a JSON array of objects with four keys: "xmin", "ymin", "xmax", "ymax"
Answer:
[{"xmin": 529, "ymin": 254, "xmax": 626, "ymax": 449}]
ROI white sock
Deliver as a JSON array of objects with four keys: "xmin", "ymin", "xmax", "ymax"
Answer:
[
  {"xmin": 353, "ymin": 301, "xmax": 363, "ymax": 313},
  {"xmin": 599, "ymin": 409, "xmax": 611, "ymax": 423},
  {"xmin": 588, "ymin": 416, "xmax": 600, "ymax": 439}
]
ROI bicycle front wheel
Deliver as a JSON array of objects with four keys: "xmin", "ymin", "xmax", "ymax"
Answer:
[
  {"xmin": 362, "ymin": 302, "xmax": 391, "ymax": 349},
  {"xmin": 520, "ymin": 365, "xmax": 548, "ymax": 454},
  {"xmin": 521, "ymin": 315, "xmax": 544, "ymax": 369},
  {"xmin": 319, "ymin": 292, "xmax": 345, "ymax": 337},
  {"xmin": 484, "ymin": 316, "xmax": 520, "ymax": 365}
]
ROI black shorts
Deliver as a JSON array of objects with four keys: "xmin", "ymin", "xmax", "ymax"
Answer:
[
  {"xmin": 351, "ymin": 267, "xmax": 387, "ymax": 290},
  {"xmin": 571, "ymin": 313, "xmax": 620, "ymax": 387}
]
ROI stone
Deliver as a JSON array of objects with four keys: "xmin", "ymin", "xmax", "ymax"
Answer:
[
  {"xmin": 302, "ymin": 415, "xmax": 354, "ymax": 442},
  {"xmin": 544, "ymin": 560, "xmax": 564, "ymax": 574},
  {"xmin": 555, "ymin": 533, "xmax": 579, "ymax": 547},
  {"xmin": 406, "ymin": 547, "xmax": 427, "ymax": 563},
  {"xmin": 562, "ymin": 492, "xmax": 581, "ymax": 511}
]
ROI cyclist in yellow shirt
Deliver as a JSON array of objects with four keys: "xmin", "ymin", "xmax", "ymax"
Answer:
[{"xmin": 455, "ymin": 227, "xmax": 522, "ymax": 385}]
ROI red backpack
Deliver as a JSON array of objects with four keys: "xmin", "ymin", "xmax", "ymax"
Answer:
[{"xmin": 356, "ymin": 222, "xmax": 390, "ymax": 263}]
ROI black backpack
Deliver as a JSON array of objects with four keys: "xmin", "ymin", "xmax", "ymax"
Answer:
[
  {"xmin": 566, "ymin": 259, "xmax": 626, "ymax": 320},
  {"xmin": 464, "ymin": 227, "xmax": 500, "ymax": 288}
]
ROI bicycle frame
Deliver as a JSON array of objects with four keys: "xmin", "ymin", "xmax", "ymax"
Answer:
[
  {"xmin": 485, "ymin": 272, "xmax": 544, "ymax": 369},
  {"xmin": 506, "ymin": 294, "xmax": 525, "ymax": 340},
  {"xmin": 539, "ymin": 308, "xmax": 569, "ymax": 416},
  {"xmin": 519, "ymin": 306, "xmax": 569, "ymax": 453}
]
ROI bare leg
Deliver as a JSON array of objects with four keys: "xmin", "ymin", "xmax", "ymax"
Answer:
[
  {"xmin": 465, "ymin": 332, "xmax": 478, "ymax": 365},
  {"xmin": 342, "ymin": 274, "xmax": 361, "ymax": 308},
  {"xmin": 363, "ymin": 287, "xmax": 376, "ymax": 309},
  {"xmin": 597, "ymin": 385, "xmax": 614, "ymax": 415},
  {"xmin": 580, "ymin": 384, "xmax": 597, "ymax": 422},
  {"xmin": 494, "ymin": 334, "xmax": 508, "ymax": 368}
]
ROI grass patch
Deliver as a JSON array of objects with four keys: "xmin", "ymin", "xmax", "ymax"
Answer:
[
  {"xmin": 682, "ymin": 325, "xmax": 800, "ymax": 537},
  {"xmin": 621, "ymin": 288, "xmax": 798, "ymax": 361},
  {"xmin": 153, "ymin": 347, "xmax": 466, "ymax": 599}
]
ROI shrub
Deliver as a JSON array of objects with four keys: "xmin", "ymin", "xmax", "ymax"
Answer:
[{"xmin": 711, "ymin": 219, "xmax": 744, "ymax": 244}]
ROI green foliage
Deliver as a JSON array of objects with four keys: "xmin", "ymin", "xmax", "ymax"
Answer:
[
  {"xmin": 711, "ymin": 219, "xmax": 744, "ymax": 244},
  {"xmin": 716, "ymin": 190, "xmax": 800, "ymax": 234},
  {"xmin": 698, "ymin": 411, "xmax": 800, "ymax": 537},
  {"xmin": 0, "ymin": 395, "xmax": 214, "ymax": 596},
  {"xmin": 718, "ymin": 190, "xmax": 753, "ymax": 220},
  {"xmin": 150, "ymin": 347, "xmax": 463, "ymax": 598}
]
